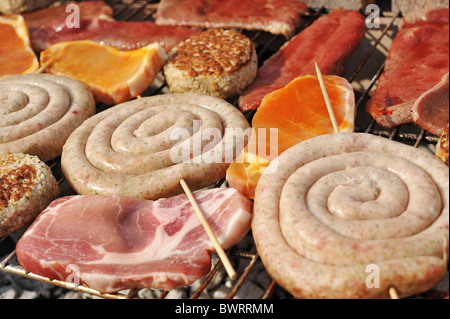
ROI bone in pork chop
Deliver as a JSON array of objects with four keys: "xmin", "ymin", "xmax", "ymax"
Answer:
[{"xmin": 15, "ymin": 188, "xmax": 253, "ymax": 293}]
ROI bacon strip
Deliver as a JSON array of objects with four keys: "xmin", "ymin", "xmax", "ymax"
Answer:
[{"xmin": 239, "ymin": 9, "xmax": 366, "ymax": 112}]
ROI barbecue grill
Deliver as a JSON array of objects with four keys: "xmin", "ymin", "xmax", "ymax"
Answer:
[{"xmin": 0, "ymin": 0, "xmax": 448, "ymax": 300}]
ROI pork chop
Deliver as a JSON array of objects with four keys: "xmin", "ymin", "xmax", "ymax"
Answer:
[{"xmin": 15, "ymin": 188, "xmax": 252, "ymax": 293}]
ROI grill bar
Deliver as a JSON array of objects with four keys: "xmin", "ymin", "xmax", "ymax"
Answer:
[{"xmin": 0, "ymin": 0, "xmax": 446, "ymax": 300}]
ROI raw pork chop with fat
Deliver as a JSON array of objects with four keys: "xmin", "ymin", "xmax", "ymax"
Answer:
[{"xmin": 16, "ymin": 188, "xmax": 253, "ymax": 293}]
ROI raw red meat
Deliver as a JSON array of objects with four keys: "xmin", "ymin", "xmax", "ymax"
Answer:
[
  {"xmin": 366, "ymin": 8, "xmax": 449, "ymax": 130},
  {"xmin": 16, "ymin": 188, "xmax": 252, "ymax": 293},
  {"xmin": 155, "ymin": 0, "xmax": 309, "ymax": 39},
  {"xmin": 238, "ymin": 9, "xmax": 366, "ymax": 112},
  {"xmin": 22, "ymin": 1, "xmax": 113, "ymax": 31},
  {"xmin": 30, "ymin": 19, "xmax": 201, "ymax": 53}
]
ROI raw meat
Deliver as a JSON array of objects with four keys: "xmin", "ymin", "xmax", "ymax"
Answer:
[
  {"xmin": 0, "ymin": 0, "xmax": 58, "ymax": 14},
  {"xmin": 227, "ymin": 75, "xmax": 356, "ymax": 199},
  {"xmin": 0, "ymin": 15, "xmax": 38, "ymax": 76},
  {"xmin": 252, "ymin": 132, "xmax": 449, "ymax": 299},
  {"xmin": 30, "ymin": 19, "xmax": 201, "ymax": 53},
  {"xmin": 238, "ymin": 9, "xmax": 366, "ymax": 112},
  {"xmin": 155, "ymin": 0, "xmax": 309, "ymax": 39},
  {"xmin": 366, "ymin": 8, "xmax": 449, "ymax": 130},
  {"xmin": 40, "ymin": 41, "xmax": 167, "ymax": 105},
  {"xmin": 16, "ymin": 188, "xmax": 253, "ymax": 293},
  {"xmin": 21, "ymin": 1, "xmax": 113, "ymax": 31},
  {"xmin": 412, "ymin": 73, "xmax": 449, "ymax": 136}
]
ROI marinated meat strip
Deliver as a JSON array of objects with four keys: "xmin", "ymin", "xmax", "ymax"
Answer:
[
  {"xmin": 30, "ymin": 19, "xmax": 201, "ymax": 53},
  {"xmin": 155, "ymin": 0, "xmax": 309, "ymax": 39},
  {"xmin": 16, "ymin": 188, "xmax": 253, "ymax": 293},
  {"xmin": 239, "ymin": 9, "xmax": 366, "ymax": 112},
  {"xmin": 366, "ymin": 8, "xmax": 449, "ymax": 131}
]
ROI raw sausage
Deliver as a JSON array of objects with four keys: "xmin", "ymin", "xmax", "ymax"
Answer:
[
  {"xmin": 252, "ymin": 133, "xmax": 449, "ymax": 299},
  {"xmin": 61, "ymin": 93, "xmax": 250, "ymax": 200},
  {"xmin": 0, "ymin": 74, "xmax": 95, "ymax": 161}
]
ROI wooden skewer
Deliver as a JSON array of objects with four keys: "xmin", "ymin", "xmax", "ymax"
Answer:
[
  {"xmin": 180, "ymin": 179, "xmax": 237, "ymax": 280},
  {"xmin": 315, "ymin": 62, "xmax": 340, "ymax": 133},
  {"xmin": 389, "ymin": 287, "xmax": 400, "ymax": 299},
  {"xmin": 35, "ymin": 59, "xmax": 53, "ymax": 74}
]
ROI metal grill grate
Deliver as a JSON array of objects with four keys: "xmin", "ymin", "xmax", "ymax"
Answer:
[{"xmin": 0, "ymin": 0, "xmax": 447, "ymax": 300}]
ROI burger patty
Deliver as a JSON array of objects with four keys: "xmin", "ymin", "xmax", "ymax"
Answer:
[{"xmin": 0, "ymin": 153, "xmax": 59, "ymax": 237}]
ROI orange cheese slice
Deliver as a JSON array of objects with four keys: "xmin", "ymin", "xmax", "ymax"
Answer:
[
  {"xmin": 226, "ymin": 75, "xmax": 356, "ymax": 199},
  {"xmin": 0, "ymin": 15, "xmax": 39, "ymax": 76},
  {"xmin": 40, "ymin": 40, "xmax": 168, "ymax": 105}
]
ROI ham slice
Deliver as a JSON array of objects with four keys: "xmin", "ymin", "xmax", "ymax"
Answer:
[
  {"xmin": 366, "ymin": 8, "xmax": 449, "ymax": 130},
  {"xmin": 413, "ymin": 73, "xmax": 449, "ymax": 136},
  {"xmin": 15, "ymin": 188, "xmax": 253, "ymax": 293},
  {"xmin": 155, "ymin": 0, "xmax": 309, "ymax": 39},
  {"xmin": 238, "ymin": 9, "xmax": 366, "ymax": 112},
  {"xmin": 40, "ymin": 40, "xmax": 167, "ymax": 105},
  {"xmin": 30, "ymin": 19, "xmax": 201, "ymax": 53}
]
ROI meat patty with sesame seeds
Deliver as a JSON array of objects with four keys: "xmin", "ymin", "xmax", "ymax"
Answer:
[
  {"xmin": 163, "ymin": 29, "xmax": 257, "ymax": 99},
  {"xmin": 0, "ymin": 153, "xmax": 59, "ymax": 238}
]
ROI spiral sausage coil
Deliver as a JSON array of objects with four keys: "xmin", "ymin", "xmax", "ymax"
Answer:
[
  {"xmin": 61, "ymin": 93, "xmax": 250, "ymax": 200},
  {"xmin": 253, "ymin": 133, "xmax": 449, "ymax": 299},
  {"xmin": 0, "ymin": 74, "xmax": 96, "ymax": 162}
]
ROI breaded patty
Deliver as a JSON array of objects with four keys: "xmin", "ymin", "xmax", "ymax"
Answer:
[
  {"xmin": 163, "ymin": 29, "xmax": 257, "ymax": 99},
  {"xmin": 0, "ymin": 153, "xmax": 59, "ymax": 237}
]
